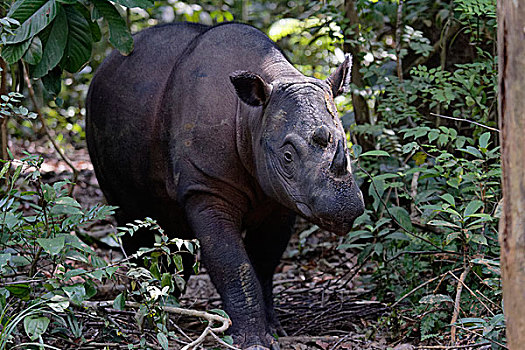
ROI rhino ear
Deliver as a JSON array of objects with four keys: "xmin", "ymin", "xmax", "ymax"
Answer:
[
  {"xmin": 327, "ymin": 54, "xmax": 352, "ymax": 97},
  {"xmin": 230, "ymin": 71, "xmax": 272, "ymax": 107}
]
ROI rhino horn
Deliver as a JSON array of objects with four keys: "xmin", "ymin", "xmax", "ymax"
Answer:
[{"xmin": 330, "ymin": 140, "xmax": 348, "ymax": 177}]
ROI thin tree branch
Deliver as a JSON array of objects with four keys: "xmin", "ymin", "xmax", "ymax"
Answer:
[
  {"xmin": 430, "ymin": 112, "xmax": 500, "ymax": 132},
  {"xmin": 0, "ymin": 57, "xmax": 9, "ymax": 161},
  {"xmin": 450, "ymin": 266, "xmax": 470, "ymax": 345},
  {"xmin": 391, "ymin": 268, "xmax": 462, "ymax": 308},
  {"xmin": 395, "ymin": 0, "xmax": 404, "ymax": 83}
]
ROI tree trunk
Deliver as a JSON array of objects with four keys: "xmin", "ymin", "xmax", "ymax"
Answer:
[
  {"xmin": 498, "ymin": 1, "xmax": 525, "ymax": 348},
  {"xmin": 343, "ymin": 0, "xmax": 371, "ymax": 150}
]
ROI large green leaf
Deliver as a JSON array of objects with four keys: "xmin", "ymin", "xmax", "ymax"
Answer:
[
  {"xmin": 7, "ymin": 0, "xmax": 58, "ymax": 44},
  {"xmin": 1, "ymin": 39, "xmax": 31, "ymax": 64},
  {"xmin": 60, "ymin": 5, "xmax": 92, "ymax": 73},
  {"xmin": 92, "ymin": 0, "xmax": 133, "ymax": 55},
  {"xmin": 389, "ymin": 206, "xmax": 413, "ymax": 232},
  {"xmin": 74, "ymin": 3, "xmax": 102, "ymax": 42},
  {"xmin": 23, "ymin": 36, "xmax": 43, "ymax": 65},
  {"xmin": 24, "ymin": 315, "xmax": 50, "ymax": 341},
  {"xmin": 41, "ymin": 66, "xmax": 62, "ymax": 95},
  {"xmin": 32, "ymin": 4, "xmax": 67, "ymax": 78},
  {"xmin": 36, "ymin": 236, "xmax": 65, "ymax": 255},
  {"xmin": 112, "ymin": 0, "xmax": 154, "ymax": 9}
]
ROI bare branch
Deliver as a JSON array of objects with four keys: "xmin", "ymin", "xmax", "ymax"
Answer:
[{"xmin": 430, "ymin": 112, "xmax": 500, "ymax": 132}]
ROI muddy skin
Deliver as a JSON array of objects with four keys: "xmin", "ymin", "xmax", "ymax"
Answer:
[{"xmin": 86, "ymin": 22, "xmax": 364, "ymax": 350}]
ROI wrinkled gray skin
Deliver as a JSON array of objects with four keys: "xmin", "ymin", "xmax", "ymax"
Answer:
[{"xmin": 86, "ymin": 22, "xmax": 364, "ymax": 350}]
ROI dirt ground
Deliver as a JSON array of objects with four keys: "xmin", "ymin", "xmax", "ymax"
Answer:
[{"xmin": 17, "ymin": 142, "xmax": 414, "ymax": 350}]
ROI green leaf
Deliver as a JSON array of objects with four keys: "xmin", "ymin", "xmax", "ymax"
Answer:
[
  {"xmin": 446, "ymin": 232, "xmax": 461, "ymax": 245},
  {"xmin": 60, "ymin": 5, "xmax": 92, "ymax": 73},
  {"xmin": 457, "ymin": 317, "xmax": 487, "ymax": 325},
  {"xmin": 464, "ymin": 200, "xmax": 483, "ymax": 217},
  {"xmin": 210, "ymin": 309, "xmax": 230, "ymax": 319},
  {"xmin": 74, "ymin": 3, "xmax": 101, "ymax": 42},
  {"xmin": 439, "ymin": 193, "xmax": 455, "ymax": 207},
  {"xmin": 24, "ymin": 315, "xmax": 50, "ymax": 341},
  {"xmin": 428, "ymin": 130, "xmax": 439, "ymax": 143},
  {"xmin": 92, "ymin": 0, "xmax": 134, "ymax": 55},
  {"xmin": 112, "ymin": 0, "xmax": 154, "ymax": 9},
  {"xmin": 50, "ymin": 196, "xmax": 82, "ymax": 215},
  {"xmin": 0, "ymin": 253, "xmax": 11, "ymax": 269},
  {"xmin": 419, "ymin": 294, "xmax": 454, "ymax": 304},
  {"xmin": 32, "ymin": 4, "xmax": 68, "ymax": 78},
  {"xmin": 36, "ymin": 236, "xmax": 65, "ymax": 255},
  {"xmin": 7, "ymin": 0, "xmax": 58, "ymax": 44},
  {"xmin": 222, "ymin": 335, "xmax": 234, "ymax": 345},
  {"xmin": 23, "ymin": 36, "xmax": 43, "ymax": 65},
  {"xmin": 113, "ymin": 292, "xmax": 126, "ymax": 311},
  {"xmin": 470, "ymin": 234, "xmax": 488, "ymax": 245},
  {"xmin": 6, "ymin": 283, "xmax": 31, "ymax": 300},
  {"xmin": 1, "ymin": 39, "xmax": 31, "ymax": 64},
  {"xmin": 460, "ymin": 146, "xmax": 483, "ymax": 158},
  {"xmin": 47, "ymin": 295, "xmax": 70, "ymax": 312},
  {"xmin": 428, "ymin": 220, "xmax": 460, "ymax": 228},
  {"xmin": 438, "ymin": 134, "xmax": 448, "ymax": 146},
  {"xmin": 359, "ymin": 150, "xmax": 390, "ymax": 157},
  {"xmin": 62, "ymin": 284, "xmax": 87, "ymax": 305},
  {"xmin": 389, "ymin": 206, "xmax": 413, "ymax": 231},
  {"xmin": 41, "ymin": 66, "xmax": 62, "ymax": 95},
  {"xmin": 479, "ymin": 132, "xmax": 491, "ymax": 149},
  {"xmin": 157, "ymin": 332, "xmax": 169, "ymax": 350},
  {"xmin": 63, "ymin": 268, "xmax": 87, "ymax": 281}
]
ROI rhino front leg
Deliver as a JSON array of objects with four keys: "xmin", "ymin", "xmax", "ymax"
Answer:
[
  {"xmin": 185, "ymin": 196, "xmax": 279, "ymax": 350},
  {"xmin": 245, "ymin": 206, "xmax": 295, "ymax": 337}
]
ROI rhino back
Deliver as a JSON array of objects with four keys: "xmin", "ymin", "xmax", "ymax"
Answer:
[{"xmin": 86, "ymin": 23, "xmax": 207, "ymax": 226}]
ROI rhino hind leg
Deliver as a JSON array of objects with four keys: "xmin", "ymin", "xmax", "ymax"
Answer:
[{"xmin": 244, "ymin": 207, "xmax": 295, "ymax": 337}]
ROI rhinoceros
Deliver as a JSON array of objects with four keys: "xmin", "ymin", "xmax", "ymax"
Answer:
[{"xmin": 86, "ymin": 21, "xmax": 364, "ymax": 350}]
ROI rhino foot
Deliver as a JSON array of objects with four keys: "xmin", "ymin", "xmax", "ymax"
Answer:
[
  {"xmin": 268, "ymin": 318, "xmax": 288, "ymax": 338},
  {"xmin": 244, "ymin": 344, "xmax": 280, "ymax": 350},
  {"xmin": 234, "ymin": 333, "xmax": 280, "ymax": 350}
]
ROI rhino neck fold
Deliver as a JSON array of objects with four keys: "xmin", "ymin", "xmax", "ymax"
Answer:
[
  {"xmin": 260, "ymin": 56, "xmax": 304, "ymax": 83},
  {"xmin": 235, "ymin": 99, "xmax": 258, "ymax": 178}
]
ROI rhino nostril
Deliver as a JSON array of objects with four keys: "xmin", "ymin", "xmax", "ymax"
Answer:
[{"xmin": 330, "ymin": 140, "xmax": 348, "ymax": 176}]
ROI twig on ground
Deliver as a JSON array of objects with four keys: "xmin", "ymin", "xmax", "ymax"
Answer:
[
  {"xmin": 208, "ymin": 330, "xmax": 241, "ymax": 350},
  {"xmin": 452, "ymin": 325, "xmax": 508, "ymax": 350},
  {"xmin": 450, "ymin": 266, "xmax": 470, "ymax": 345},
  {"xmin": 391, "ymin": 268, "xmax": 462, "ymax": 308},
  {"xmin": 415, "ymin": 343, "xmax": 490, "ymax": 349},
  {"xmin": 83, "ymin": 300, "xmax": 233, "ymax": 350},
  {"xmin": 328, "ymin": 334, "xmax": 351, "ymax": 350}
]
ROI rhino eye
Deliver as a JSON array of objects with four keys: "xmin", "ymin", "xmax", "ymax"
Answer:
[{"xmin": 284, "ymin": 151, "xmax": 293, "ymax": 163}]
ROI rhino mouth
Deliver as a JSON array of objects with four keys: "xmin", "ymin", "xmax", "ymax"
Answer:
[
  {"xmin": 296, "ymin": 202, "xmax": 313, "ymax": 217},
  {"xmin": 296, "ymin": 202, "xmax": 354, "ymax": 235}
]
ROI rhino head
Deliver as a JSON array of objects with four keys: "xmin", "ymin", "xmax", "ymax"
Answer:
[{"xmin": 230, "ymin": 56, "xmax": 364, "ymax": 235}]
